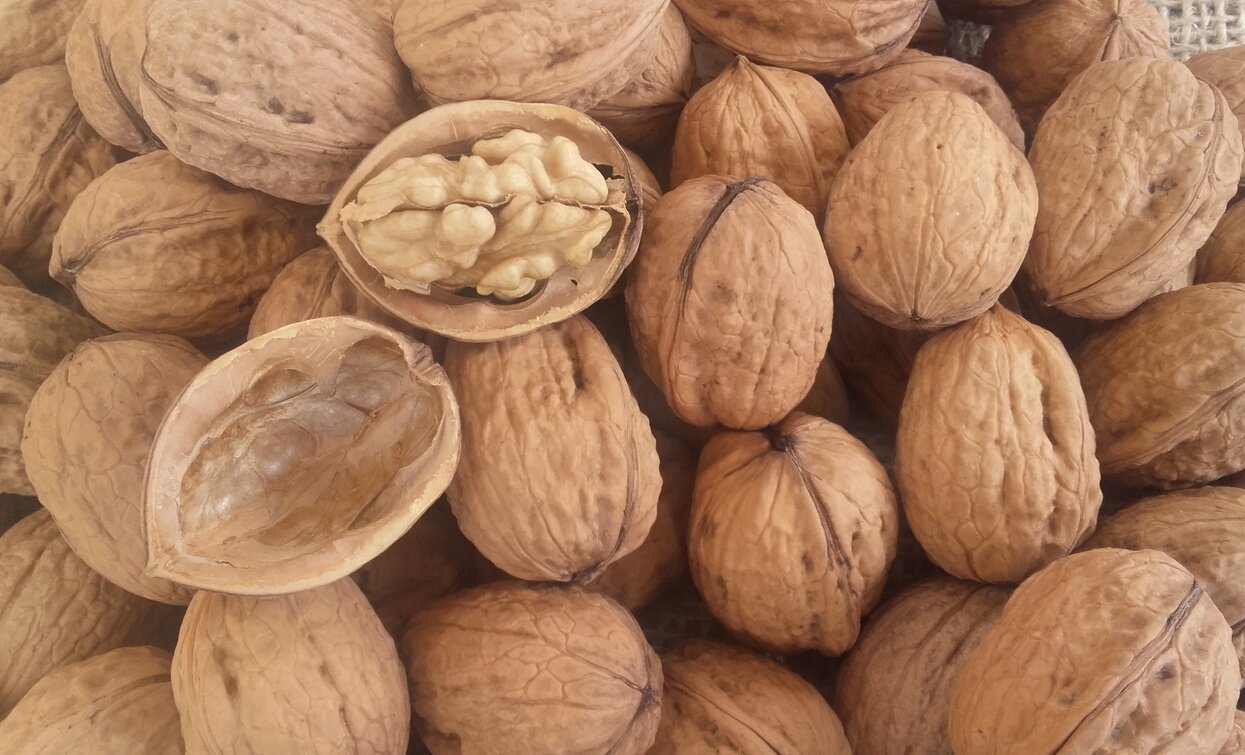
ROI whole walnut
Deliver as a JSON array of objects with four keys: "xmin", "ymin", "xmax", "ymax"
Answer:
[
  {"xmin": 825, "ymin": 92, "xmax": 1036, "ymax": 332},
  {"xmin": 897, "ymin": 306, "xmax": 1102, "ymax": 583},
  {"xmin": 652, "ymin": 640, "xmax": 851, "ymax": 753},
  {"xmin": 627, "ymin": 176, "xmax": 834, "ymax": 430},
  {"xmin": 0, "ymin": 64, "xmax": 117, "ymax": 290},
  {"xmin": 673, "ymin": 0, "xmax": 928, "ymax": 76},
  {"xmin": 1076, "ymin": 283, "xmax": 1245, "ymax": 488},
  {"xmin": 0, "ymin": 0, "xmax": 86, "ymax": 81},
  {"xmin": 689, "ymin": 413, "xmax": 899, "ymax": 655},
  {"xmin": 950, "ymin": 548, "xmax": 1241, "ymax": 754},
  {"xmin": 1024, "ymin": 58, "xmax": 1243, "ymax": 320},
  {"xmin": 1198, "ymin": 201, "xmax": 1245, "ymax": 284},
  {"xmin": 981, "ymin": 0, "xmax": 1169, "ymax": 134},
  {"xmin": 1188, "ymin": 47, "xmax": 1245, "ymax": 180},
  {"xmin": 404, "ymin": 582, "xmax": 662, "ymax": 755},
  {"xmin": 797, "ymin": 351, "xmax": 852, "ymax": 425},
  {"xmin": 829, "ymin": 296, "xmax": 929, "ymax": 427},
  {"xmin": 0, "ymin": 646, "xmax": 182, "ymax": 755},
  {"xmin": 173, "ymin": 578, "xmax": 409, "ymax": 754},
  {"xmin": 138, "ymin": 0, "xmax": 418, "ymax": 204},
  {"xmin": 834, "ymin": 579, "xmax": 1008, "ymax": 755}
]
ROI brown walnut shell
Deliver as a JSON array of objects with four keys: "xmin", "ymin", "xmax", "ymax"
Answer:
[
  {"xmin": 0, "ymin": 0, "xmax": 86, "ymax": 82},
  {"xmin": 0, "ymin": 264, "xmax": 22, "ymax": 288},
  {"xmin": 626, "ymin": 175, "xmax": 834, "ymax": 430},
  {"xmin": 1198, "ymin": 201, "xmax": 1245, "ymax": 284},
  {"xmin": 950, "ymin": 548, "xmax": 1241, "ymax": 754},
  {"xmin": 689, "ymin": 413, "xmax": 899, "ymax": 655},
  {"xmin": 825, "ymin": 91, "xmax": 1036, "ymax": 331},
  {"xmin": 797, "ymin": 351, "xmax": 851, "ymax": 425},
  {"xmin": 138, "ymin": 0, "xmax": 418, "ymax": 204},
  {"xmin": 403, "ymin": 582, "xmax": 662, "ymax": 755},
  {"xmin": 145, "ymin": 316, "xmax": 461, "ymax": 594},
  {"xmin": 1188, "ymin": 47, "xmax": 1245, "ymax": 180},
  {"xmin": 828, "ymin": 296, "xmax": 928, "ymax": 427}
]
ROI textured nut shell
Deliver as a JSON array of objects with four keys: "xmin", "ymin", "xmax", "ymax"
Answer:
[
  {"xmin": 173, "ymin": 578, "xmax": 409, "ymax": 754},
  {"xmin": 1224, "ymin": 712, "xmax": 1245, "ymax": 755},
  {"xmin": 672, "ymin": 57, "xmax": 850, "ymax": 219},
  {"xmin": 1025, "ymin": 58, "xmax": 1243, "ymax": 320},
  {"xmin": 829, "ymin": 297, "xmax": 928, "ymax": 427},
  {"xmin": 624, "ymin": 147, "xmax": 664, "ymax": 213},
  {"xmin": 796, "ymin": 352, "xmax": 851, "ymax": 425},
  {"xmin": 0, "ymin": 646, "xmax": 182, "ymax": 755},
  {"xmin": 320, "ymin": 101, "xmax": 642, "ymax": 342},
  {"xmin": 0, "ymin": 265, "xmax": 23, "ymax": 288},
  {"xmin": 825, "ymin": 92, "xmax": 1036, "ymax": 331},
  {"xmin": 1198, "ymin": 201, "xmax": 1245, "ymax": 284},
  {"xmin": 689, "ymin": 413, "xmax": 899, "ymax": 655},
  {"xmin": 627, "ymin": 176, "xmax": 834, "ymax": 430},
  {"xmin": 653, "ymin": 640, "xmax": 850, "ymax": 754},
  {"xmin": 0, "ymin": 65, "xmax": 118, "ymax": 289},
  {"xmin": 145, "ymin": 316, "xmax": 461, "ymax": 594},
  {"xmin": 673, "ymin": 0, "xmax": 927, "ymax": 76},
  {"xmin": 1076, "ymin": 283, "xmax": 1245, "ymax": 487},
  {"xmin": 833, "ymin": 50, "xmax": 1023, "ymax": 150},
  {"xmin": 897, "ymin": 306, "xmax": 1102, "ymax": 583},
  {"xmin": 834, "ymin": 579, "xmax": 1008, "ymax": 755},
  {"xmin": 403, "ymin": 582, "xmax": 662, "ymax": 755},
  {"xmin": 950, "ymin": 548, "xmax": 1241, "ymax": 754},
  {"xmin": 139, "ymin": 0, "xmax": 418, "ymax": 204},
  {"xmin": 0, "ymin": 0, "xmax": 86, "ymax": 81},
  {"xmin": 0, "ymin": 510, "xmax": 164, "ymax": 716},
  {"xmin": 1188, "ymin": 47, "xmax": 1245, "ymax": 179}
]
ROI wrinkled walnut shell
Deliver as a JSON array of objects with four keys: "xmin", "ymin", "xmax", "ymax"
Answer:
[
  {"xmin": 1198, "ymin": 201, "xmax": 1245, "ymax": 284},
  {"xmin": 0, "ymin": 0, "xmax": 86, "ymax": 81},
  {"xmin": 1188, "ymin": 47, "xmax": 1245, "ymax": 181}
]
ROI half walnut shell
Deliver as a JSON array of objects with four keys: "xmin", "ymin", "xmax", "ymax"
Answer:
[
  {"xmin": 320, "ymin": 101, "xmax": 642, "ymax": 342},
  {"xmin": 144, "ymin": 316, "xmax": 460, "ymax": 595}
]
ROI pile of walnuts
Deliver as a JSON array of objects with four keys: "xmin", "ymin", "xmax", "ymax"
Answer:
[{"xmin": 4, "ymin": 0, "xmax": 1245, "ymax": 752}]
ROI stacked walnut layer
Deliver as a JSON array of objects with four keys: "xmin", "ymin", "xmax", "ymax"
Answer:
[{"xmin": 3, "ymin": 0, "xmax": 1245, "ymax": 753}]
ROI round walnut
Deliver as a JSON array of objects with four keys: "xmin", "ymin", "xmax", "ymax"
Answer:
[
  {"xmin": 672, "ymin": 0, "xmax": 928, "ymax": 77},
  {"xmin": 825, "ymin": 91, "xmax": 1036, "ymax": 332},
  {"xmin": 1076, "ymin": 283, "xmax": 1245, "ymax": 488},
  {"xmin": 138, "ymin": 0, "xmax": 418, "ymax": 204},
  {"xmin": 1198, "ymin": 201, "xmax": 1245, "ymax": 284},
  {"xmin": 1188, "ymin": 47, "xmax": 1245, "ymax": 180},
  {"xmin": 0, "ymin": 0, "xmax": 86, "ymax": 81},
  {"xmin": 145, "ymin": 317, "xmax": 461, "ymax": 595},
  {"xmin": 834, "ymin": 579, "xmax": 1008, "ymax": 755},
  {"xmin": 897, "ymin": 306, "xmax": 1102, "ymax": 584},
  {"xmin": 1024, "ymin": 58, "xmax": 1243, "ymax": 320},
  {"xmin": 0, "ymin": 646, "xmax": 182, "ymax": 755},
  {"xmin": 404, "ymin": 582, "xmax": 662, "ymax": 755},
  {"xmin": 22, "ymin": 334, "xmax": 206, "ymax": 604},
  {"xmin": 173, "ymin": 578, "xmax": 409, "ymax": 754},
  {"xmin": 689, "ymin": 413, "xmax": 899, "ymax": 655},
  {"xmin": 950, "ymin": 548, "xmax": 1241, "ymax": 754},
  {"xmin": 671, "ymin": 56, "xmax": 850, "ymax": 220},
  {"xmin": 653, "ymin": 640, "xmax": 851, "ymax": 753},
  {"xmin": 626, "ymin": 176, "xmax": 834, "ymax": 430},
  {"xmin": 50, "ymin": 151, "xmax": 322, "ymax": 343},
  {"xmin": 320, "ymin": 101, "xmax": 642, "ymax": 341}
]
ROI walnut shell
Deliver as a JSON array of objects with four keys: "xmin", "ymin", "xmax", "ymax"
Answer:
[
  {"xmin": 145, "ymin": 316, "xmax": 461, "ymax": 594},
  {"xmin": 0, "ymin": 646, "xmax": 182, "ymax": 755},
  {"xmin": 828, "ymin": 296, "xmax": 928, "ymax": 427},
  {"xmin": 1224, "ymin": 712, "xmax": 1245, "ymax": 755},
  {"xmin": 653, "ymin": 640, "xmax": 851, "ymax": 753},
  {"xmin": 138, "ymin": 0, "xmax": 418, "ymax": 204},
  {"xmin": 403, "ymin": 582, "xmax": 662, "ymax": 755},
  {"xmin": 672, "ymin": 56, "xmax": 850, "ymax": 220},
  {"xmin": 1025, "ymin": 58, "xmax": 1243, "ymax": 320},
  {"xmin": 673, "ymin": 0, "xmax": 928, "ymax": 76},
  {"xmin": 0, "ymin": 0, "xmax": 86, "ymax": 81},
  {"xmin": 797, "ymin": 351, "xmax": 851, "ymax": 425},
  {"xmin": 0, "ymin": 64, "xmax": 118, "ymax": 290},
  {"xmin": 689, "ymin": 413, "xmax": 899, "ymax": 655},
  {"xmin": 825, "ymin": 91, "xmax": 1036, "ymax": 331},
  {"xmin": 626, "ymin": 175, "xmax": 834, "ymax": 430},
  {"xmin": 0, "ymin": 264, "xmax": 23, "ymax": 288},
  {"xmin": 1076, "ymin": 283, "xmax": 1245, "ymax": 487},
  {"xmin": 1188, "ymin": 47, "xmax": 1245, "ymax": 180},
  {"xmin": 950, "ymin": 548, "xmax": 1241, "ymax": 754},
  {"xmin": 173, "ymin": 578, "xmax": 409, "ymax": 754},
  {"xmin": 1198, "ymin": 200, "xmax": 1245, "ymax": 284},
  {"xmin": 834, "ymin": 579, "xmax": 1008, "ymax": 755}
]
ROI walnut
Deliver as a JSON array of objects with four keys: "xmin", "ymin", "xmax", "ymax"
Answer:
[
  {"xmin": 829, "ymin": 297, "xmax": 928, "ymax": 427},
  {"xmin": 0, "ymin": 264, "xmax": 22, "ymax": 288},
  {"xmin": 796, "ymin": 351, "xmax": 851, "ymax": 425},
  {"xmin": 1224, "ymin": 712, "xmax": 1245, "ymax": 755},
  {"xmin": 0, "ymin": 0, "xmax": 86, "ymax": 81},
  {"xmin": 950, "ymin": 548, "xmax": 1241, "ymax": 754},
  {"xmin": 689, "ymin": 413, "xmax": 899, "ymax": 655},
  {"xmin": 1188, "ymin": 47, "xmax": 1245, "ymax": 180},
  {"xmin": 825, "ymin": 92, "xmax": 1036, "ymax": 332},
  {"xmin": 403, "ymin": 582, "xmax": 662, "ymax": 755},
  {"xmin": 1198, "ymin": 201, "xmax": 1245, "ymax": 284},
  {"xmin": 627, "ymin": 176, "xmax": 834, "ymax": 430},
  {"xmin": 144, "ymin": 316, "xmax": 461, "ymax": 594},
  {"xmin": 653, "ymin": 640, "xmax": 851, "ymax": 753},
  {"xmin": 1024, "ymin": 59, "xmax": 1242, "ymax": 320},
  {"xmin": 624, "ymin": 146, "xmax": 665, "ymax": 215}
]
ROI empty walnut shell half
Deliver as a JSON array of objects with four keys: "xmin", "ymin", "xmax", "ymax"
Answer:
[
  {"xmin": 320, "ymin": 101, "xmax": 642, "ymax": 342},
  {"xmin": 144, "ymin": 316, "xmax": 461, "ymax": 595}
]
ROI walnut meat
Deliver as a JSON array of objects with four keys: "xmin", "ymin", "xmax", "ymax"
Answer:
[
  {"xmin": 1025, "ymin": 59, "xmax": 1243, "ymax": 320},
  {"xmin": 627, "ymin": 176, "xmax": 834, "ymax": 430},
  {"xmin": 1198, "ymin": 201, "xmax": 1245, "ymax": 284},
  {"xmin": 689, "ymin": 413, "xmax": 899, "ymax": 655},
  {"xmin": 0, "ymin": 0, "xmax": 86, "ymax": 81},
  {"xmin": 950, "ymin": 548, "xmax": 1241, "ymax": 754},
  {"xmin": 1188, "ymin": 47, "xmax": 1245, "ymax": 179},
  {"xmin": 825, "ymin": 92, "xmax": 1036, "ymax": 331},
  {"xmin": 145, "ymin": 317, "xmax": 461, "ymax": 594},
  {"xmin": 653, "ymin": 640, "xmax": 851, "ymax": 754},
  {"xmin": 403, "ymin": 582, "xmax": 662, "ymax": 755}
]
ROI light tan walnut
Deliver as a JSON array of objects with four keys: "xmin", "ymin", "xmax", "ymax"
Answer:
[{"xmin": 0, "ymin": 0, "xmax": 87, "ymax": 81}]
